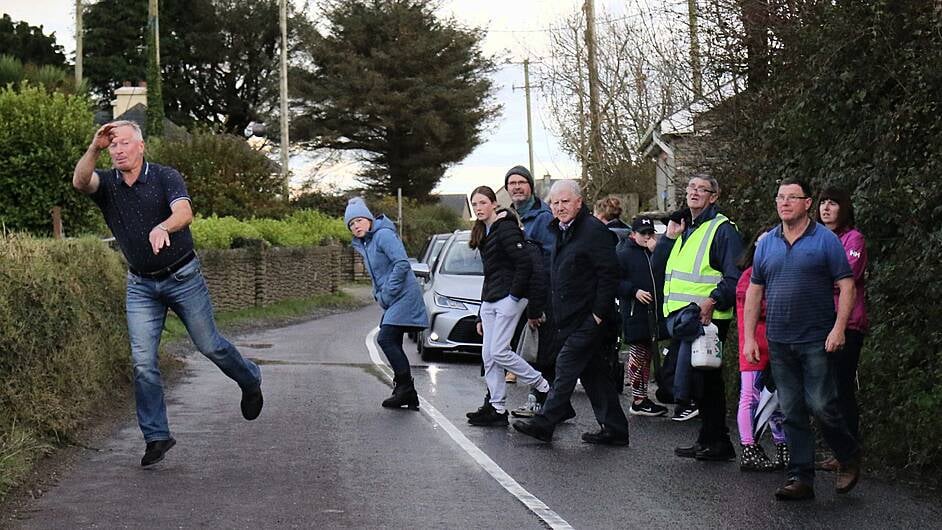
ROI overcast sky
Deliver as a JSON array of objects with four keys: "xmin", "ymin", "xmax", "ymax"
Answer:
[{"xmin": 1, "ymin": 0, "xmax": 635, "ymax": 196}]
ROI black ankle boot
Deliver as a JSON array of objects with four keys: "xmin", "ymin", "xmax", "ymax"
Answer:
[{"xmin": 383, "ymin": 372, "xmax": 419, "ymax": 410}]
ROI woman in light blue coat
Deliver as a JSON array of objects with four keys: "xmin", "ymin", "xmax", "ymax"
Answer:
[{"xmin": 345, "ymin": 198, "xmax": 428, "ymax": 409}]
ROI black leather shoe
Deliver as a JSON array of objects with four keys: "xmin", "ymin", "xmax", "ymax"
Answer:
[
  {"xmin": 675, "ymin": 443, "xmax": 704, "ymax": 458},
  {"xmin": 560, "ymin": 405, "xmax": 577, "ymax": 422},
  {"xmin": 581, "ymin": 426, "xmax": 629, "ymax": 446},
  {"xmin": 696, "ymin": 442, "xmax": 737, "ymax": 461},
  {"xmin": 468, "ymin": 408, "xmax": 509, "ymax": 426},
  {"xmin": 513, "ymin": 418, "xmax": 554, "ymax": 442},
  {"xmin": 241, "ymin": 386, "xmax": 263, "ymax": 420},
  {"xmin": 141, "ymin": 438, "xmax": 176, "ymax": 467},
  {"xmin": 775, "ymin": 480, "xmax": 815, "ymax": 501}
]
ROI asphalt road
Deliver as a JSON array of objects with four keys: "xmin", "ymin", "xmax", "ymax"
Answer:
[{"xmin": 7, "ymin": 302, "xmax": 940, "ymax": 529}]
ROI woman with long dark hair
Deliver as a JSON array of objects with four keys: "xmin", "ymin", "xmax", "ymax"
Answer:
[
  {"xmin": 465, "ymin": 186, "xmax": 552, "ymax": 426},
  {"xmin": 345, "ymin": 197, "xmax": 428, "ymax": 410},
  {"xmin": 817, "ymin": 186, "xmax": 868, "ymax": 470}
]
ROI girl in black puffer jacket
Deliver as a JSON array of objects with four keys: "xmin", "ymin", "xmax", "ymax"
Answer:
[{"xmin": 464, "ymin": 186, "xmax": 552, "ymax": 427}]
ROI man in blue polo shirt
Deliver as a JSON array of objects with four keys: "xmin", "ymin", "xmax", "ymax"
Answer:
[
  {"xmin": 744, "ymin": 177, "xmax": 861, "ymax": 501},
  {"xmin": 72, "ymin": 120, "xmax": 263, "ymax": 467}
]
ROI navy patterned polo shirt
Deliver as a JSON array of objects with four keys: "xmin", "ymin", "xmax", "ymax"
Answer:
[{"xmin": 91, "ymin": 161, "xmax": 195, "ymax": 273}]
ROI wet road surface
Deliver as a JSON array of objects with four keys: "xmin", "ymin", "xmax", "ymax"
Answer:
[{"xmin": 8, "ymin": 302, "xmax": 940, "ymax": 529}]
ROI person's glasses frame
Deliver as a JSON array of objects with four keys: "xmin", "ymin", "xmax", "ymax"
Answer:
[
  {"xmin": 774, "ymin": 194, "xmax": 810, "ymax": 203},
  {"xmin": 686, "ymin": 185, "xmax": 715, "ymax": 195}
]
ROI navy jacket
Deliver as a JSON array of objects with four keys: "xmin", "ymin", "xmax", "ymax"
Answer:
[
  {"xmin": 516, "ymin": 197, "xmax": 555, "ymax": 266},
  {"xmin": 616, "ymin": 236, "xmax": 666, "ymax": 343}
]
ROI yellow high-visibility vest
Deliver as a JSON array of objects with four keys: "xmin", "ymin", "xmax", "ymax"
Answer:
[{"xmin": 663, "ymin": 214, "xmax": 734, "ymax": 320}]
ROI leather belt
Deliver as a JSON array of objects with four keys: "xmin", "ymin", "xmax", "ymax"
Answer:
[{"xmin": 129, "ymin": 250, "xmax": 197, "ymax": 280}]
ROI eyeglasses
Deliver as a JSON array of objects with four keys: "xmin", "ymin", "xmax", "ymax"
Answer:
[
  {"xmin": 774, "ymin": 195, "xmax": 809, "ymax": 203},
  {"xmin": 686, "ymin": 185, "xmax": 715, "ymax": 194}
]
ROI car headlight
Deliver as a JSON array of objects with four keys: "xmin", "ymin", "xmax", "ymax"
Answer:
[{"xmin": 434, "ymin": 293, "xmax": 467, "ymax": 310}]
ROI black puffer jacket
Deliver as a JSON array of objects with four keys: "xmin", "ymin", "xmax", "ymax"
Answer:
[{"xmin": 479, "ymin": 212, "xmax": 532, "ymax": 303}]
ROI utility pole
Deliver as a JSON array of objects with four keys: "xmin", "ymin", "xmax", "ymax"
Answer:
[
  {"xmin": 279, "ymin": 0, "xmax": 290, "ymax": 199},
  {"xmin": 583, "ymin": 0, "xmax": 602, "ymax": 183},
  {"xmin": 74, "ymin": 0, "xmax": 82, "ymax": 86},
  {"xmin": 511, "ymin": 59, "xmax": 541, "ymax": 174},
  {"xmin": 688, "ymin": 0, "xmax": 703, "ymax": 98},
  {"xmin": 146, "ymin": 0, "xmax": 164, "ymax": 137},
  {"xmin": 574, "ymin": 25, "xmax": 587, "ymax": 180}
]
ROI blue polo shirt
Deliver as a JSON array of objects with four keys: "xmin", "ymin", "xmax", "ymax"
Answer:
[
  {"xmin": 91, "ymin": 162, "xmax": 195, "ymax": 273},
  {"xmin": 751, "ymin": 221, "xmax": 852, "ymax": 344}
]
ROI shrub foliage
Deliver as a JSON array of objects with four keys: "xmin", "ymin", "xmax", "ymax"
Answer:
[
  {"xmin": 0, "ymin": 236, "xmax": 129, "ymax": 496},
  {"xmin": 0, "ymin": 86, "xmax": 102, "ymax": 235},
  {"xmin": 190, "ymin": 209, "xmax": 350, "ymax": 249},
  {"xmin": 704, "ymin": 1, "xmax": 942, "ymax": 481}
]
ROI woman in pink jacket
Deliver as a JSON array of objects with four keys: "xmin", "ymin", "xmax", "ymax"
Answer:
[{"xmin": 818, "ymin": 186, "xmax": 869, "ymax": 470}]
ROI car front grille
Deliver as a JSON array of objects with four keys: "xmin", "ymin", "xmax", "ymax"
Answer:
[{"xmin": 448, "ymin": 316, "xmax": 482, "ymax": 344}]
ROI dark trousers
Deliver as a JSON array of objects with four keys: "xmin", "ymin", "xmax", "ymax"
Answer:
[
  {"xmin": 541, "ymin": 317, "xmax": 629, "ymax": 436},
  {"xmin": 693, "ymin": 319, "xmax": 731, "ymax": 446},
  {"xmin": 830, "ymin": 329, "xmax": 864, "ymax": 439},
  {"xmin": 377, "ymin": 325, "xmax": 411, "ymax": 376},
  {"xmin": 769, "ymin": 339, "xmax": 860, "ymax": 484}
]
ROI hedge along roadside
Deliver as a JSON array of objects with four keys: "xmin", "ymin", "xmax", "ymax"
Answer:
[
  {"xmin": 189, "ymin": 209, "xmax": 351, "ymax": 249},
  {"xmin": 0, "ymin": 235, "xmax": 129, "ymax": 496}
]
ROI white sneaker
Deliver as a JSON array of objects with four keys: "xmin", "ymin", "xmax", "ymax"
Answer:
[{"xmin": 510, "ymin": 393, "xmax": 540, "ymax": 418}]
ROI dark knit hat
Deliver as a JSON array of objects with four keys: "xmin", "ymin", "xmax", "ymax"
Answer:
[{"xmin": 504, "ymin": 165, "xmax": 534, "ymax": 191}]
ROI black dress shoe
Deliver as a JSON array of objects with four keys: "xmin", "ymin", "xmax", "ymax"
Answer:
[
  {"xmin": 141, "ymin": 438, "xmax": 176, "ymax": 467},
  {"xmin": 581, "ymin": 426, "xmax": 629, "ymax": 446},
  {"xmin": 241, "ymin": 386, "xmax": 263, "ymax": 420},
  {"xmin": 675, "ymin": 443, "xmax": 704, "ymax": 458},
  {"xmin": 468, "ymin": 408, "xmax": 509, "ymax": 427},
  {"xmin": 695, "ymin": 442, "xmax": 737, "ymax": 461},
  {"xmin": 513, "ymin": 418, "xmax": 554, "ymax": 442},
  {"xmin": 775, "ymin": 480, "xmax": 815, "ymax": 501}
]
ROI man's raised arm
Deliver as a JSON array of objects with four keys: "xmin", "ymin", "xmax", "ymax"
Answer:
[{"xmin": 73, "ymin": 124, "xmax": 113, "ymax": 194}]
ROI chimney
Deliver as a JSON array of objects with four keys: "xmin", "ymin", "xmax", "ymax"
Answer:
[{"xmin": 111, "ymin": 82, "xmax": 148, "ymax": 119}]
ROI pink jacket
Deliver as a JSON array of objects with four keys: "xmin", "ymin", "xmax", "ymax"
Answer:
[
  {"xmin": 835, "ymin": 228, "xmax": 869, "ymax": 333},
  {"xmin": 736, "ymin": 267, "xmax": 769, "ymax": 371}
]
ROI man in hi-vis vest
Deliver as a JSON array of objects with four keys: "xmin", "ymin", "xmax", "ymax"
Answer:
[{"xmin": 653, "ymin": 173, "xmax": 743, "ymax": 462}]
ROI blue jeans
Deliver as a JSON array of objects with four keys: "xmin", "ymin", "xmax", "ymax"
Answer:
[
  {"xmin": 769, "ymin": 340, "xmax": 860, "ymax": 485},
  {"xmin": 126, "ymin": 257, "xmax": 261, "ymax": 442}
]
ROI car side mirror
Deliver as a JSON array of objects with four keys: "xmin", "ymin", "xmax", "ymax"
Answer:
[{"xmin": 411, "ymin": 262, "xmax": 431, "ymax": 279}]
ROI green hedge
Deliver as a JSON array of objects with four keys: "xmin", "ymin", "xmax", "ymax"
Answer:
[
  {"xmin": 0, "ymin": 235, "xmax": 129, "ymax": 496},
  {"xmin": 0, "ymin": 85, "xmax": 103, "ymax": 236},
  {"xmin": 189, "ymin": 209, "xmax": 351, "ymax": 249},
  {"xmin": 703, "ymin": 1, "xmax": 942, "ymax": 483}
]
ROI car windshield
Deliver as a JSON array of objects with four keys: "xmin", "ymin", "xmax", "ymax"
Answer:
[
  {"xmin": 426, "ymin": 238, "xmax": 447, "ymax": 264},
  {"xmin": 438, "ymin": 236, "xmax": 482, "ymax": 275}
]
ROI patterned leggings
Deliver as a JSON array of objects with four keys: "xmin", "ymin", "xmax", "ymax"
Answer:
[
  {"xmin": 624, "ymin": 342, "xmax": 653, "ymax": 401},
  {"xmin": 738, "ymin": 370, "xmax": 787, "ymax": 445}
]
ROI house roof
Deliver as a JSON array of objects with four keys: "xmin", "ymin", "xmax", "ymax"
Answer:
[{"xmin": 436, "ymin": 194, "xmax": 471, "ymax": 219}]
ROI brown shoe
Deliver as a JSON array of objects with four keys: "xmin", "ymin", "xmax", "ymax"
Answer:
[
  {"xmin": 836, "ymin": 459, "xmax": 861, "ymax": 494},
  {"xmin": 774, "ymin": 480, "xmax": 815, "ymax": 501}
]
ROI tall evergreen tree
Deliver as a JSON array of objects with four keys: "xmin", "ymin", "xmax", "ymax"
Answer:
[
  {"xmin": 0, "ymin": 14, "xmax": 67, "ymax": 68},
  {"xmin": 81, "ymin": 0, "xmax": 305, "ymax": 134},
  {"xmin": 292, "ymin": 0, "xmax": 500, "ymax": 198}
]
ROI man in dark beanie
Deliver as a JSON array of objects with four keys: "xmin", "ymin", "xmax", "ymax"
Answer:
[{"xmin": 504, "ymin": 165, "xmax": 558, "ymax": 418}]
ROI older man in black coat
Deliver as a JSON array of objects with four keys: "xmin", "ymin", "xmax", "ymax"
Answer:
[{"xmin": 513, "ymin": 180, "xmax": 630, "ymax": 445}]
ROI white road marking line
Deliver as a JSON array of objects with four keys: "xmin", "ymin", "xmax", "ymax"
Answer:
[{"xmin": 365, "ymin": 327, "xmax": 574, "ymax": 530}]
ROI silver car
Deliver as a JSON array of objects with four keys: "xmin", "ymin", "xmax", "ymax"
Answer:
[{"xmin": 413, "ymin": 230, "xmax": 483, "ymax": 361}]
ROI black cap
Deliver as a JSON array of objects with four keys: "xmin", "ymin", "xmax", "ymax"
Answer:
[
  {"xmin": 631, "ymin": 216, "xmax": 656, "ymax": 234},
  {"xmin": 504, "ymin": 166, "xmax": 534, "ymax": 191}
]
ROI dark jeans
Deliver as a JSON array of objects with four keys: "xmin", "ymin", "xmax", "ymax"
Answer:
[
  {"xmin": 377, "ymin": 325, "xmax": 412, "ymax": 376},
  {"xmin": 831, "ymin": 329, "xmax": 864, "ymax": 439},
  {"xmin": 540, "ymin": 316, "xmax": 629, "ymax": 436},
  {"xmin": 769, "ymin": 339, "xmax": 861, "ymax": 485},
  {"xmin": 693, "ymin": 319, "xmax": 730, "ymax": 446}
]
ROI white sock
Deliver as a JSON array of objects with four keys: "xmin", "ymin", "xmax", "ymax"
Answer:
[{"xmin": 536, "ymin": 379, "xmax": 550, "ymax": 393}]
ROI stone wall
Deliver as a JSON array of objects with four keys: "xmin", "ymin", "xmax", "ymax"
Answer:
[{"xmin": 199, "ymin": 245, "xmax": 342, "ymax": 312}]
